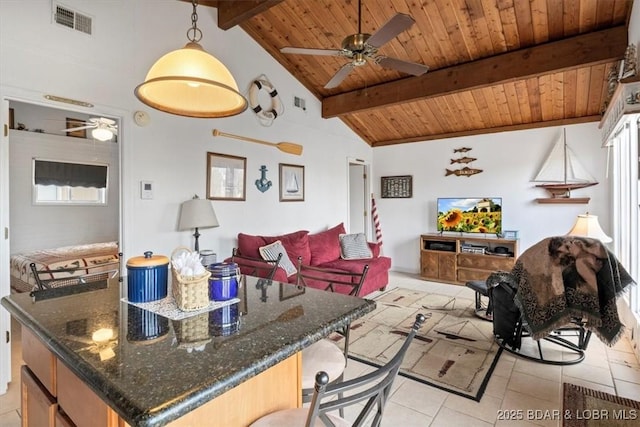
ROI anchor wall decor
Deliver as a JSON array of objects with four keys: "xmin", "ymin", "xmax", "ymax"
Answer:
[{"xmin": 255, "ymin": 165, "xmax": 272, "ymax": 193}]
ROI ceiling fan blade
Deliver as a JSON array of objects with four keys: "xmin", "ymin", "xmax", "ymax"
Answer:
[
  {"xmin": 376, "ymin": 56, "xmax": 429, "ymax": 76},
  {"xmin": 63, "ymin": 125, "xmax": 94, "ymax": 132},
  {"xmin": 366, "ymin": 13, "xmax": 415, "ymax": 48},
  {"xmin": 324, "ymin": 63, "xmax": 356, "ymax": 89},
  {"xmin": 281, "ymin": 47, "xmax": 343, "ymax": 57}
]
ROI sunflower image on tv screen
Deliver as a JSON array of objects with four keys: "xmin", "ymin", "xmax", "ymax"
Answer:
[{"xmin": 437, "ymin": 197, "xmax": 502, "ymax": 234}]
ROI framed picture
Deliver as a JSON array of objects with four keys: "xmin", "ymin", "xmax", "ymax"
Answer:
[
  {"xmin": 279, "ymin": 163, "xmax": 304, "ymax": 202},
  {"xmin": 206, "ymin": 152, "xmax": 246, "ymax": 201},
  {"xmin": 66, "ymin": 118, "xmax": 87, "ymax": 138},
  {"xmin": 381, "ymin": 175, "xmax": 412, "ymax": 198}
]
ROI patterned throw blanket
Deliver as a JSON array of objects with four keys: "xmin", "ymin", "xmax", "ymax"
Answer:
[{"xmin": 511, "ymin": 236, "xmax": 635, "ymax": 345}]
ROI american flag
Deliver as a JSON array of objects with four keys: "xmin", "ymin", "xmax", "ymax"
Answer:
[{"xmin": 371, "ymin": 195, "xmax": 383, "ymax": 249}]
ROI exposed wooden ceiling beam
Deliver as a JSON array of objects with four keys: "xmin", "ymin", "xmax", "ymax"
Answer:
[
  {"xmin": 177, "ymin": 1, "xmax": 282, "ymax": 30},
  {"xmin": 322, "ymin": 26, "xmax": 628, "ymax": 119},
  {"xmin": 216, "ymin": 0, "xmax": 284, "ymax": 30},
  {"xmin": 371, "ymin": 116, "xmax": 602, "ymax": 147}
]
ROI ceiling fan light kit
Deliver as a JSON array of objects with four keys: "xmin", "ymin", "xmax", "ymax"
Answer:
[
  {"xmin": 91, "ymin": 126, "xmax": 114, "ymax": 142},
  {"xmin": 134, "ymin": 0, "xmax": 247, "ymax": 118},
  {"xmin": 280, "ymin": 1, "xmax": 429, "ymax": 89},
  {"xmin": 63, "ymin": 117, "xmax": 118, "ymax": 142}
]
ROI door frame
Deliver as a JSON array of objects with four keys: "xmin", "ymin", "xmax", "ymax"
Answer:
[
  {"xmin": 346, "ymin": 157, "xmax": 371, "ymax": 239},
  {"xmin": 0, "ymin": 85, "xmax": 125, "ymax": 394}
]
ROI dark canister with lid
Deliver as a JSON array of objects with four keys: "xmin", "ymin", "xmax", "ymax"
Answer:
[
  {"xmin": 207, "ymin": 262, "xmax": 240, "ymax": 301},
  {"xmin": 126, "ymin": 251, "xmax": 169, "ymax": 303}
]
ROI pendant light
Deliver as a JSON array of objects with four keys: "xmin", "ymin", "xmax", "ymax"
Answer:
[{"xmin": 134, "ymin": 0, "xmax": 247, "ymax": 118}]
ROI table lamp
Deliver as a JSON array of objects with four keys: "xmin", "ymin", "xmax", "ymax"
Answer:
[
  {"xmin": 566, "ymin": 212, "xmax": 612, "ymax": 243},
  {"xmin": 178, "ymin": 195, "xmax": 219, "ymax": 252}
]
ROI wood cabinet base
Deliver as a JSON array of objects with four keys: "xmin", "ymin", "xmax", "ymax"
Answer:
[
  {"xmin": 420, "ymin": 234, "xmax": 518, "ymax": 284},
  {"xmin": 21, "ymin": 322, "xmax": 302, "ymax": 427}
]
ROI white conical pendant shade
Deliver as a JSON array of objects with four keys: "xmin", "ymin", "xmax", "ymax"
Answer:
[
  {"xmin": 135, "ymin": 42, "xmax": 247, "ymax": 118},
  {"xmin": 566, "ymin": 213, "xmax": 612, "ymax": 243}
]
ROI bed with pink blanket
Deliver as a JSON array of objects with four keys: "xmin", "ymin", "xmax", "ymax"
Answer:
[{"xmin": 10, "ymin": 241, "xmax": 120, "ymax": 293}]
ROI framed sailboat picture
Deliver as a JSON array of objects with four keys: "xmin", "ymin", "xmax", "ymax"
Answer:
[{"xmin": 279, "ymin": 163, "xmax": 304, "ymax": 202}]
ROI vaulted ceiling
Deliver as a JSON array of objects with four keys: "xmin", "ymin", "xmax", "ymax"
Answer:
[{"xmin": 191, "ymin": 0, "xmax": 633, "ymax": 147}]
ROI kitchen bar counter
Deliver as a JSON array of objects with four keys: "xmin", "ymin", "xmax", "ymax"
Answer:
[{"xmin": 1, "ymin": 276, "xmax": 375, "ymax": 426}]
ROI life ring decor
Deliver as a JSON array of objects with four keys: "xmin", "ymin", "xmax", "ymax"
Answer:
[{"xmin": 248, "ymin": 75, "xmax": 284, "ymax": 126}]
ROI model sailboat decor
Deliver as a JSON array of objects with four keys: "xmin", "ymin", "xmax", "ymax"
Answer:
[{"xmin": 533, "ymin": 129, "xmax": 598, "ymax": 204}]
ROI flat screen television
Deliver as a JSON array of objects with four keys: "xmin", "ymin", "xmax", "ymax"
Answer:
[{"xmin": 437, "ymin": 197, "xmax": 502, "ymax": 234}]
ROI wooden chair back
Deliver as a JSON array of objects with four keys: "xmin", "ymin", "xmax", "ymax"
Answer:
[
  {"xmin": 230, "ymin": 248, "xmax": 282, "ymax": 280},
  {"xmin": 307, "ymin": 314, "xmax": 426, "ymax": 427},
  {"xmin": 294, "ymin": 257, "xmax": 369, "ymax": 297}
]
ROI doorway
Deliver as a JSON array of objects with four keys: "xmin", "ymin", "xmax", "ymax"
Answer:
[
  {"xmin": 348, "ymin": 159, "xmax": 371, "ymax": 238},
  {"xmin": 0, "ymin": 97, "xmax": 122, "ymax": 394}
]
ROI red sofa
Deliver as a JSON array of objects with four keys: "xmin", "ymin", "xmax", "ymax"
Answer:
[{"xmin": 230, "ymin": 223, "xmax": 391, "ymax": 297}]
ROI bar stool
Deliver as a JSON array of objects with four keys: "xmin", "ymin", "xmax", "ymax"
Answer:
[{"xmin": 465, "ymin": 279, "xmax": 493, "ymax": 321}]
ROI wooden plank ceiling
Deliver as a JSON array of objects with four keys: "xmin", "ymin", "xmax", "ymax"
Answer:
[{"xmin": 196, "ymin": 0, "xmax": 633, "ymax": 146}]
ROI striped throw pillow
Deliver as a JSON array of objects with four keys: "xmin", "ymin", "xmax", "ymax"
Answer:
[
  {"xmin": 339, "ymin": 233, "xmax": 373, "ymax": 260},
  {"xmin": 259, "ymin": 240, "xmax": 297, "ymax": 277}
]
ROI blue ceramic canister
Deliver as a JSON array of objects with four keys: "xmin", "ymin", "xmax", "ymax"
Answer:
[
  {"xmin": 126, "ymin": 251, "xmax": 169, "ymax": 303},
  {"xmin": 126, "ymin": 304, "xmax": 169, "ymax": 343},
  {"xmin": 207, "ymin": 262, "xmax": 240, "ymax": 301},
  {"xmin": 209, "ymin": 303, "xmax": 241, "ymax": 336}
]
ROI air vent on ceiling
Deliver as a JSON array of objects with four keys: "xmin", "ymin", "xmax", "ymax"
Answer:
[{"xmin": 54, "ymin": 4, "xmax": 92, "ymax": 35}]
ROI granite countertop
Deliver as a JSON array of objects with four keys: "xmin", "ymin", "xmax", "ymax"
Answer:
[{"xmin": 1, "ymin": 275, "xmax": 375, "ymax": 426}]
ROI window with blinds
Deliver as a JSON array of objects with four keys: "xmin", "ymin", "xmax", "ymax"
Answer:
[{"xmin": 32, "ymin": 159, "xmax": 108, "ymax": 205}]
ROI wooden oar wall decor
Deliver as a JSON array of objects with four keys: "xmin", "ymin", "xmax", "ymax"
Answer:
[{"xmin": 212, "ymin": 129, "xmax": 303, "ymax": 156}]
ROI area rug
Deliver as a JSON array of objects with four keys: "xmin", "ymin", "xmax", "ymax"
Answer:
[
  {"xmin": 344, "ymin": 287, "xmax": 502, "ymax": 401},
  {"xmin": 563, "ymin": 383, "xmax": 640, "ymax": 426}
]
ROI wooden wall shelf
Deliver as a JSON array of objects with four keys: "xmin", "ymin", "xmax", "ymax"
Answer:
[{"xmin": 536, "ymin": 197, "xmax": 590, "ymax": 204}]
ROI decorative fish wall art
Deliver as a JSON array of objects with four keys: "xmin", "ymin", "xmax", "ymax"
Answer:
[{"xmin": 446, "ymin": 147, "xmax": 483, "ymax": 177}]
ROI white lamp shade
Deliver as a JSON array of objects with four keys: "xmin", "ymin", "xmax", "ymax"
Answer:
[
  {"xmin": 566, "ymin": 213, "xmax": 612, "ymax": 243},
  {"xmin": 178, "ymin": 198, "xmax": 219, "ymax": 230},
  {"xmin": 134, "ymin": 42, "xmax": 247, "ymax": 118}
]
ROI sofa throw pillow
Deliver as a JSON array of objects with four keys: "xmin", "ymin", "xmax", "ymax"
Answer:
[
  {"xmin": 263, "ymin": 230, "xmax": 311, "ymax": 266},
  {"xmin": 308, "ymin": 223, "xmax": 346, "ymax": 265},
  {"xmin": 259, "ymin": 240, "xmax": 297, "ymax": 277},
  {"xmin": 339, "ymin": 233, "xmax": 373, "ymax": 260}
]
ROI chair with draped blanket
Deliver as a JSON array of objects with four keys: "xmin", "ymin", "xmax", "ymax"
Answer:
[{"xmin": 488, "ymin": 236, "xmax": 635, "ymax": 365}]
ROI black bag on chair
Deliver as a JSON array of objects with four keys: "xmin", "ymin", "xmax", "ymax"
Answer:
[{"xmin": 487, "ymin": 271, "xmax": 521, "ymax": 349}]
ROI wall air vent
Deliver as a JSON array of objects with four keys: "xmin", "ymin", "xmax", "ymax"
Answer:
[
  {"xmin": 293, "ymin": 96, "xmax": 306, "ymax": 111},
  {"xmin": 54, "ymin": 4, "xmax": 92, "ymax": 35}
]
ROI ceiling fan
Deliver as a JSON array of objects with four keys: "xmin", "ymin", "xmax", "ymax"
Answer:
[
  {"xmin": 280, "ymin": 0, "xmax": 429, "ymax": 89},
  {"xmin": 63, "ymin": 117, "xmax": 118, "ymax": 141}
]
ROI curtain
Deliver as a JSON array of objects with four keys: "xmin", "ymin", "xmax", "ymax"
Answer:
[{"xmin": 34, "ymin": 160, "xmax": 108, "ymax": 188}]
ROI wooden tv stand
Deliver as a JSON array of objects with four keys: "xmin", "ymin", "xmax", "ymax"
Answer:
[{"xmin": 420, "ymin": 233, "xmax": 518, "ymax": 285}]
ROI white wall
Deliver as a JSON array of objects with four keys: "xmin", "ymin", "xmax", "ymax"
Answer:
[
  {"xmin": 9, "ymin": 130, "xmax": 119, "ymax": 253},
  {"xmin": 373, "ymin": 123, "xmax": 610, "ymax": 274},
  {"xmin": 0, "ymin": 0, "xmax": 372, "ymax": 265}
]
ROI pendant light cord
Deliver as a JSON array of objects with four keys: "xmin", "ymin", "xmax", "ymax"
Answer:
[{"xmin": 187, "ymin": 0, "xmax": 202, "ymax": 43}]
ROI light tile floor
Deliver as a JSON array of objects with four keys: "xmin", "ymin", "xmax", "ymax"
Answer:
[{"xmin": 1, "ymin": 271, "xmax": 639, "ymax": 426}]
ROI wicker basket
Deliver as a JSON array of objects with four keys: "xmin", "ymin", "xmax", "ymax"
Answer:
[
  {"xmin": 172, "ymin": 313, "xmax": 211, "ymax": 349},
  {"xmin": 171, "ymin": 247, "xmax": 211, "ymax": 311}
]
